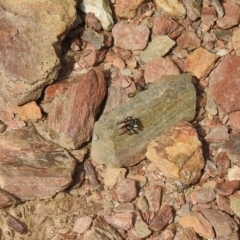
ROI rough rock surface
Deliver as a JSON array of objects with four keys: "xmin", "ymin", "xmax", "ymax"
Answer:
[
  {"xmin": 35, "ymin": 68, "xmax": 106, "ymax": 149},
  {"xmin": 144, "ymin": 58, "xmax": 180, "ymax": 83},
  {"xmin": 140, "ymin": 35, "xmax": 176, "ymax": 63},
  {"xmin": 114, "ymin": 0, "xmax": 145, "ymax": 19},
  {"xmin": 0, "ymin": 0, "xmax": 76, "ymax": 105},
  {"xmin": 112, "ymin": 23, "xmax": 150, "ymax": 50},
  {"xmin": 0, "ymin": 127, "xmax": 76, "ymax": 201},
  {"xmin": 201, "ymin": 209, "xmax": 239, "ymax": 239},
  {"xmin": 91, "ymin": 74, "xmax": 196, "ymax": 167},
  {"xmin": 152, "ymin": 15, "xmax": 185, "ymax": 39},
  {"xmin": 154, "ymin": 0, "xmax": 186, "ymax": 19},
  {"xmin": 208, "ymin": 54, "xmax": 240, "ymax": 114},
  {"xmin": 226, "ymin": 132, "xmax": 240, "ymax": 167},
  {"xmin": 146, "ymin": 121, "xmax": 205, "ymax": 184},
  {"xmin": 184, "ymin": 47, "xmax": 218, "ymax": 79}
]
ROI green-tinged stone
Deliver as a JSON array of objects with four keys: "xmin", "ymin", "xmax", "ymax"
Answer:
[{"xmin": 91, "ymin": 74, "xmax": 196, "ymax": 167}]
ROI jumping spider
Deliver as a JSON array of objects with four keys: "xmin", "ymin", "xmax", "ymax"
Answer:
[{"xmin": 117, "ymin": 116, "xmax": 140, "ymax": 135}]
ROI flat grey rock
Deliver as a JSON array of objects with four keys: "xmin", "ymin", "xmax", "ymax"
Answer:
[{"xmin": 91, "ymin": 74, "xmax": 196, "ymax": 167}]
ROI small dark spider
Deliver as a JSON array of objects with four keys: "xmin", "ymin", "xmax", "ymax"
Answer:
[{"xmin": 117, "ymin": 116, "xmax": 140, "ymax": 135}]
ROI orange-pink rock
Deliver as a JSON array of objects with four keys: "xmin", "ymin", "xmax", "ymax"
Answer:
[
  {"xmin": 112, "ymin": 23, "xmax": 150, "ymax": 50},
  {"xmin": 144, "ymin": 58, "xmax": 180, "ymax": 83},
  {"xmin": 184, "ymin": 47, "xmax": 218, "ymax": 79}
]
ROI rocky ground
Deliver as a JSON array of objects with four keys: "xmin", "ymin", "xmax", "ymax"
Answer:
[{"xmin": 0, "ymin": 0, "xmax": 240, "ymax": 239}]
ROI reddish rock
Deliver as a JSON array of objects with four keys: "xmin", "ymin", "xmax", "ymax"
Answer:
[
  {"xmin": 85, "ymin": 12, "xmax": 102, "ymax": 31},
  {"xmin": 184, "ymin": 47, "xmax": 218, "ymax": 79},
  {"xmin": 73, "ymin": 216, "xmax": 93, "ymax": 234},
  {"xmin": 208, "ymin": 54, "xmax": 240, "ymax": 114},
  {"xmin": 0, "ymin": 190, "xmax": 16, "ymax": 208},
  {"xmin": 232, "ymin": 27, "xmax": 240, "ymax": 56},
  {"xmin": 216, "ymin": 195, "xmax": 235, "ymax": 215},
  {"xmin": 35, "ymin": 68, "xmax": 106, "ymax": 149},
  {"xmin": 204, "ymin": 126, "xmax": 229, "ymax": 143},
  {"xmin": 81, "ymin": 43, "xmax": 107, "ymax": 67},
  {"xmin": 152, "ymin": 15, "xmax": 185, "ymax": 39},
  {"xmin": 217, "ymin": 2, "xmax": 240, "ymax": 29},
  {"xmin": 103, "ymin": 76, "xmax": 136, "ymax": 113},
  {"xmin": 114, "ymin": 178, "xmax": 137, "ymax": 203},
  {"xmin": 0, "ymin": 127, "xmax": 76, "ymax": 201},
  {"xmin": 215, "ymin": 180, "xmax": 240, "ymax": 196},
  {"xmin": 229, "ymin": 111, "xmax": 240, "ymax": 133},
  {"xmin": 178, "ymin": 211, "xmax": 215, "ymax": 239},
  {"xmin": 6, "ymin": 117, "xmax": 26, "ymax": 130},
  {"xmin": 146, "ymin": 121, "xmax": 205, "ymax": 185},
  {"xmin": 190, "ymin": 187, "xmax": 216, "ymax": 204},
  {"xmin": 144, "ymin": 184, "xmax": 162, "ymax": 212},
  {"xmin": 6, "ymin": 215, "xmax": 28, "ymax": 234},
  {"xmin": 201, "ymin": 209, "xmax": 239, "ymax": 238},
  {"xmin": 104, "ymin": 213, "xmax": 132, "ymax": 230},
  {"xmin": 148, "ymin": 205, "xmax": 174, "ymax": 231},
  {"xmin": 10, "ymin": 101, "xmax": 42, "ymax": 121},
  {"xmin": 176, "ymin": 30, "xmax": 201, "ymax": 50},
  {"xmin": 214, "ymin": 151, "xmax": 231, "ymax": 178},
  {"xmin": 0, "ymin": 96, "xmax": 14, "ymax": 122},
  {"xmin": 200, "ymin": 6, "xmax": 217, "ymax": 32},
  {"xmin": 114, "ymin": 0, "xmax": 145, "ymax": 19},
  {"xmin": 226, "ymin": 132, "xmax": 240, "ymax": 167},
  {"xmin": 112, "ymin": 57, "xmax": 126, "ymax": 70},
  {"xmin": 112, "ymin": 23, "xmax": 150, "ymax": 50},
  {"xmin": 0, "ymin": 1, "xmax": 76, "ymax": 105},
  {"xmin": 144, "ymin": 58, "xmax": 180, "ymax": 83}
]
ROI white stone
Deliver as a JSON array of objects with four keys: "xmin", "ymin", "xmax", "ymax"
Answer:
[{"xmin": 79, "ymin": 0, "xmax": 114, "ymax": 31}]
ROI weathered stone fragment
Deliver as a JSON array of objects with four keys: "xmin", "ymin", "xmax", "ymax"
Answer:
[
  {"xmin": 226, "ymin": 132, "xmax": 240, "ymax": 167},
  {"xmin": 144, "ymin": 58, "xmax": 180, "ymax": 83},
  {"xmin": 201, "ymin": 209, "xmax": 239, "ymax": 239},
  {"xmin": 35, "ymin": 68, "xmax": 106, "ymax": 149},
  {"xmin": 148, "ymin": 205, "xmax": 174, "ymax": 231},
  {"xmin": 79, "ymin": 0, "xmax": 114, "ymax": 31},
  {"xmin": 0, "ymin": 0, "xmax": 76, "ymax": 105},
  {"xmin": 91, "ymin": 74, "xmax": 196, "ymax": 167},
  {"xmin": 154, "ymin": 0, "xmax": 186, "ymax": 19},
  {"xmin": 152, "ymin": 15, "xmax": 185, "ymax": 39},
  {"xmin": 0, "ymin": 127, "xmax": 76, "ymax": 201},
  {"xmin": 140, "ymin": 35, "xmax": 176, "ymax": 63},
  {"xmin": 83, "ymin": 216, "xmax": 122, "ymax": 240},
  {"xmin": 183, "ymin": 0, "xmax": 202, "ymax": 21},
  {"xmin": 6, "ymin": 215, "xmax": 28, "ymax": 234},
  {"xmin": 178, "ymin": 211, "xmax": 215, "ymax": 239},
  {"xmin": 112, "ymin": 23, "xmax": 150, "ymax": 50},
  {"xmin": 114, "ymin": 0, "xmax": 145, "ymax": 19},
  {"xmin": 208, "ymin": 54, "xmax": 240, "ymax": 114},
  {"xmin": 146, "ymin": 121, "xmax": 204, "ymax": 184}
]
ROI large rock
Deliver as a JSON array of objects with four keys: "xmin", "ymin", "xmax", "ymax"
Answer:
[
  {"xmin": 146, "ymin": 121, "xmax": 204, "ymax": 184},
  {"xmin": 35, "ymin": 68, "xmax": 106, "ymax": 149},
  {"xmin": 91, "ymin": 74, "xmax": 196, "ymax": 167},
  {"xmin": 208, "ymin": 54, "xmax": 240, "ymax": 114},
  {"xmin": 0, "ymin": 0, "xmax": 76, "ymax": 105},
  {"xmin": 0, "ymin": 127, "xmax": 76, "ymax": 201}
]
